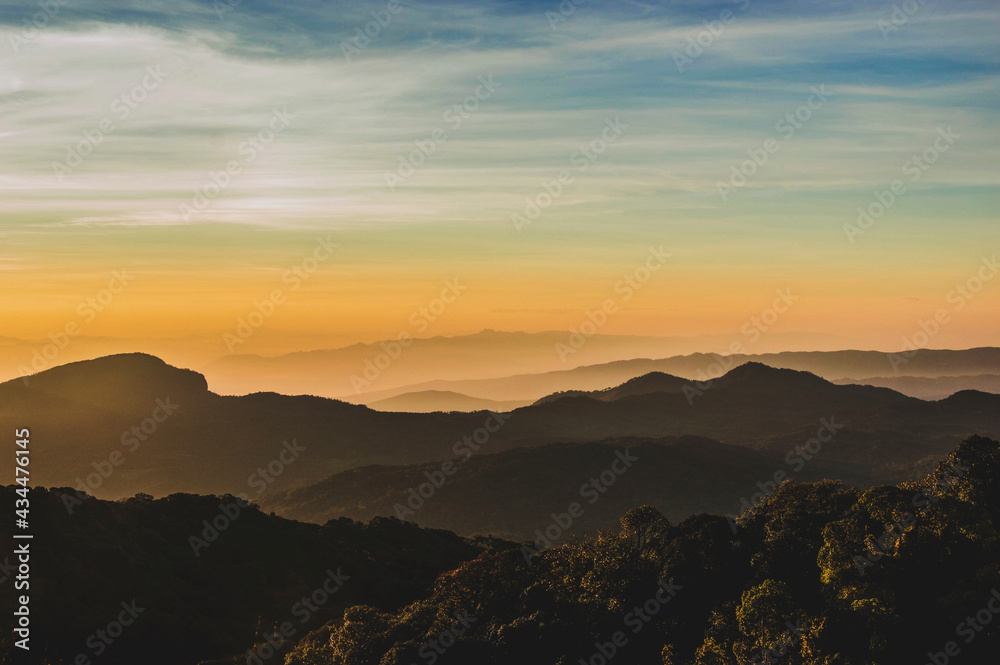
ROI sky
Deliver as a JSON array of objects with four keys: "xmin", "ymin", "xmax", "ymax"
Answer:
[{"xmin": 0, "ymin": 0, "xmax": 998, "ymax": 364}]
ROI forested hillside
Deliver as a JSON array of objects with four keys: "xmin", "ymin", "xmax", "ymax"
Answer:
[{"xmin": 282, "ymin": 436, "xmax": 1000, "ymax": 665}]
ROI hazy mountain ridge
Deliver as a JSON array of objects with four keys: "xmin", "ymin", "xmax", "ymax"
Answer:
[
  {"xmin": 263, "ymin": 363, "xmax": 1000, "ymax": 536},
  {"xmin": 206, "ymin": 329, "xmax": 830, "ymax": 399},
  {"xmin": 367, "ymin": 390, "xmax": 530, "ymax": 413},
  {"xmin": 348, "ymin": 346, "xmax": 1000, "ymax": 406},
  {"xmin": 533, "ymin": 371, "xmax": 690, "ymax": 405},
  {"xmin": 2, "ymin": 354, "xmax": 506, "ymax": 498},
  {"xmin": 262, "ymin": 436, "xmax": 852, "ymax": 539},
  {"xmin": 7, "ymin": 353, "xmax": 998, "ymax": 511},
  {"xmin": 831, "ymin": 373, "xmax": 1000, "ymax": 400}
]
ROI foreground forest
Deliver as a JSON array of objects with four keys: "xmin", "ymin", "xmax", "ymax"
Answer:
[
  {"xmin": 0, "ymin": 490, "xmax": 501, "ymax": 665},
  {"xmin": 277, "ymin": 435, "xmax": 1000, "ymax": 665},
  {"xmin": 3, "ymin": 435, "xmax": 998, "ymax": 664}
]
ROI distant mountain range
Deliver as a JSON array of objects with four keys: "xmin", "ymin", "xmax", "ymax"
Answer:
[
  {"xmin": 6, "ymin": 352, "xmax": 998, "ymax": 536},
  {"xmin": 1, "ymin": 354, "xmax": 520, "ymax": 499},
  {"xmin": 365, "ymin": 371, "xmax": 1000, "ymax": 414},
  {"xmin": 347, "ymin": 346, "xmax": 1000, "ymax": 408},
  {"xmin": 200, "ymin": 329, "xmax": 850, "ymax": 398},
  {"xmin": 532, "ymin": 371, "xmax": 690, "ymax": 404},
  {"xmin": 366, "ymin": 390, "xmax": 528, "ymax": 413},
  {"xmin": 831, "ymin": 373, "xmax": 1000, "ymax": 400},
  {"xmin": 262, "ymin": 436, "xmax": 840, "ymax": 540},
  {"xmin": 367, "ymin": 372, "xmax": 694, "ymax": 413},
  {"xmin": 264, "ymin": 361, "xmax": 1000, "ymax": 536}
]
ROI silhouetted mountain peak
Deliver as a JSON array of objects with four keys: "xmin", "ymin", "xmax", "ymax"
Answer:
[
  {"xmin": 717, "ymin": 361, "xmax": 830, "ymax": 390},
  {"xmin": 723, "ymin": 360, "xmax": 786, "ymax": 377},
  {"xmin": 937, "ymin": 389, "xmax": 998, "ymax": 408},
  {"xmin": 603, "ymin": 371, "xmax": 688, "ymax": 397},
  {"xmin": 2, "ymin": 353, "xmax": 209, "ymax": 405},
  {"xmin": 533, "ymin": 370, "xmax": 688, "ymax": 405}
]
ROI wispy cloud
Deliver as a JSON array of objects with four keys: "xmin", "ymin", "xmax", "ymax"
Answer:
[{"xmin": 0, "ymin": 1, "xmax": 995, "ymax": 229}]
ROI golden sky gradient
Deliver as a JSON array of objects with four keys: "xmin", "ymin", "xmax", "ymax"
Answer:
[{"xmin": 1, "ymin": 1, "xmax": 997, "ymax": 378}]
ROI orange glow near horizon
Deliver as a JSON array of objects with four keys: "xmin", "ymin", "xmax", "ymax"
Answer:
[{"xmin": 2, "ymin": 224, "xmax": 998, "ymax": 363}]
